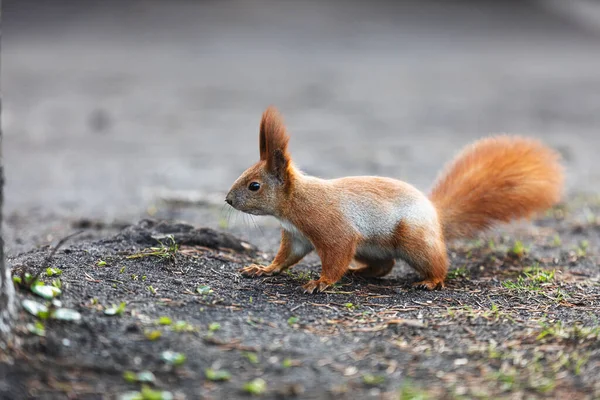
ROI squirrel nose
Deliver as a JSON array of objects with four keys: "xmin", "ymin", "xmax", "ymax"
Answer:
[{"xmin": 225, "ymin": 198, "xmax": 233, "ymax": 206}]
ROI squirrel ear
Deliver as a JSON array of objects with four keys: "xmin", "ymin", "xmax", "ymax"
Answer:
[
  {"xmin": 272, "ymin": 149, "xmax": 290, "ymax": 184},
  {"xmin": 259, "ymin": 106, "xmax": 291, "ymax": 182},
  {"xmin": 259, "ymin": 113, "xmax": 268, "ymax": 161}
]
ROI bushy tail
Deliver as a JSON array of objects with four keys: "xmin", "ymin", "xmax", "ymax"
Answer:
[{"xmin": 429, "ymin": 135, "xmax": 564, "ymax": 240}]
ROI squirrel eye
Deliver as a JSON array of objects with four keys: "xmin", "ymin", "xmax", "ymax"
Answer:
[{"xmin": 248, "ymin": 182, "xmax": 261, "ymax": 191}]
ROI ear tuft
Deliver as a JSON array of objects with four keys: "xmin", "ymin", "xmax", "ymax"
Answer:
[{"xmin": 258, "ymin": 106, "xmax": 291, "ymax": 181}]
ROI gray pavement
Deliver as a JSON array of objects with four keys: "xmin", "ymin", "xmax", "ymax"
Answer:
[{"xmin": 3, "ymin": 0, "xmax": 600, "ymax": 254}]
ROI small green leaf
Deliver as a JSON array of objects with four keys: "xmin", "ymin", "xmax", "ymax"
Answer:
[
  {"xmin": 157, "ymin": 316, "xmax": 172, "ymax": 325},
  {"xmin": 282, "ymin": 358, "xmax": 293, "ymax": 368},
  {"xmin": 208, "ymin": 322, "xmax": 221, "ymax": 332},
  {"xmin": 38, "ymin": 310, "xmax": 50, "ymax": 320},
  {"xmin": 197, "ymin": 285, "xmax": 213, "ymax": 295},
  {"xmin": 31, "ymin": 283, "xmax": 62, "ymax": 300},
  {"xmin": 52, "ymin": 308, "xmax": 82, "ymax": 322},
  {"xmin": 12, "ymin": 276, "xmax": 22, "ymax": 285},
  {"xmin": 362, "ymin": 374, "xmax": 385, "ymax": 386},
  {"xmin": 171, "ymin": 320, "xmax": 195, "ymax": 332},
  {"xmin": 120, "ymin": 266, "xmax": 126, "ymax": 274},
  {"xmin": 205, "ymin": 368, "xmax": 231, "ymax": 382},
  {"xmin": 243, "ymin": 378, "xmax": 267, "ymax": 395},
  {"xmin": 119, "ymin": 386, "xmax": 173, "ymax": 400},
  {"xmin": 144, "ymin": 330, "xmax": 162, "ymax": 341},
  {"xmin": 123, "ymin": 370, "xmax": 138, "ymax": 383},
  {"xmin": 509, "ymin": 241, "xmax": 526, "ymax": 258},
  {"xmin": 117, "ymin": 392, "xmax": 143, "ymax": 400},
  {"xmin": 22, "ymin": 299, "xmax": 49, "ymax": 317},
  {"xmin": 46, "ymin": 267, "xmax": 63, "ymax": 277},
  {"xmin": 123, "ymin": 370, "xmax": 155, "ymax": 384},
  {"xmin": 136, "ymin": 371, "xmax": 156, "ymax": 383},
  {"xmin": 140, "ymin": 385, "xmax": 173, "ymax": 400},
  {"xmin": 27, "ymin": 321, "xmax": 46, "ymax": 336},
  {"xmin": 24, "ymin": 273, "xmax": 36, "ymax": 285},
  {"xmin": 97, "ymin": 260, "xmax": 107, "ymax": 266},
  {"xmin": 161, "ymin": 350, "xmax": 186, "ymax": 366},
  {"xmin": 105, "ymin": 302, "xmax": 127, "ymax": 316},
  {"xmin": 287, "ymin": 316, "xmax": 299, "ymax": 326},
  {"xmin": 244, "ymin": 352, "xmax": 259, "ymax": 365},
  {"xmin": 148, "ymin": 286, "xmax": 156, "ymax": 295}
]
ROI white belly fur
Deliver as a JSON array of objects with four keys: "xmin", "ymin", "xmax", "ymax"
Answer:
[
  {"xmin": 341, "ymin": 192, "xmax": 438, "ymax": 238},
  {"xmin": 343, "ymin": 192, "xmax": 439, "ymax": 260}
]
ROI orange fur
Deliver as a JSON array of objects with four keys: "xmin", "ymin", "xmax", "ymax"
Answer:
[
  {"xmin": 430, "ymin": 135, "xmax": 564, "ymax": 240},
  {"xmin": 259, "ymin": 106, "xmax": 292, "ymax": 184},
  {"xmin": 282, "ymin": 177, "xmax": 360, "ymax": 292},
  {"xmin": 393, "ymin": 221, "xmax": 448, "ymax": 290},
  {"xmin": 230, "ymin": 107, "xmax": 565, "ymax": 293},
  {"xmin": 241, "ymin": 229, "xmax": 307, "ymax": 276}
]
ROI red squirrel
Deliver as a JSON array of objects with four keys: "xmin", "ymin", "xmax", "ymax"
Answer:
[{"xmin": 226, "ymin": 106, "xmax": 564, "ymax": 293}]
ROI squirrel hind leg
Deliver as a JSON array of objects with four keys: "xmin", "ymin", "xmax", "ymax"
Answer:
[
  {"xmin": 409, "ymin": 249, "xmax": 448, "ymax": 290},
  {"xmin": 394, "ymin": 221, "xmax": 449, "ymax": 290},
  {"xmin": 349, "ymin": 257, "xmax": 395, "ymax": 278}
]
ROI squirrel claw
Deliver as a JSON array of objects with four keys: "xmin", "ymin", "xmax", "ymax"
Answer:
[
  {"xmin": 412, "ymin": 279, "xmax": 444, "ymax": 291},
  {"xmin": 239, "ymin": 264, "xmax": 276, "ymax": 277},
  {"xmin": 302, "ymin": 280, "xmax": 330, "ymax": 294}
]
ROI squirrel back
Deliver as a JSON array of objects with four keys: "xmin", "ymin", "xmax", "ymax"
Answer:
[{"xmin": 429, "ymin": 135, "xmax": 564, "ymax": 240}]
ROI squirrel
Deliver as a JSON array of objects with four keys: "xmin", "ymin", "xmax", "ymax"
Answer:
[{"xmin": 226, "ymin": 106, "xmax": 564, "ymax": 293}]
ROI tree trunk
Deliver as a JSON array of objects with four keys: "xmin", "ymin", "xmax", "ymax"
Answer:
[
  {"xmin": 0, "ymin": 0, "xmax": 16, "ymax": 342},
  {"xmin": 0, "ymin": 166, "xmax": 15, "ymax": 342}
]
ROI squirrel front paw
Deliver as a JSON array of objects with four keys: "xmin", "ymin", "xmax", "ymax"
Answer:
[
  {"xmin": 239, "ymin": 264, "xmax": 281, "ymax": 277},
  {"xmin": 302, "ymin": 279, "xmax": 330, "ymax": 294}
]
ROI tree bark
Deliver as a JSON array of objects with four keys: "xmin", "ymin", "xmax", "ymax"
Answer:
[
  {"xmin": 0, "ymin": 0, "xmax": 17, "ymax": 342},
  {"xmin": 0, "ymin": 167, "xmax": 15, "ymax": 343}
]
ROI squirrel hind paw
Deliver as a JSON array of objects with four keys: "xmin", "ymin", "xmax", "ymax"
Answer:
[
  {"xmin": 412, "ymin": 279, "xmax": 445, "ymax": 291},
  {"xmin": 302, "ymin": 279, "xmax": 330, "ymax": 294}
]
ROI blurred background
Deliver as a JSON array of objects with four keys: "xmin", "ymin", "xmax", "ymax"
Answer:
[{"xmin": 3, "ymin": 0, "xmax": 600, "ymax": 254}]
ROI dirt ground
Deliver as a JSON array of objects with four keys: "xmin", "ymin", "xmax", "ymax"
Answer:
[
  {"xmin": 2, "ymin": 1, "xmax": 600, "ymax": 399},
  {"xmin": 2, "ymin": 194, "xmax": 599, "ymax": 399}
]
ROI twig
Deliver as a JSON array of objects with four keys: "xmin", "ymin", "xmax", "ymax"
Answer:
[
  {"xmin": 43, "ymin": 230, "xmax": 85, "ymax": 268},
  {"xmin": 290, "ymin": 304, "xmax": 303, "ymax": 312},
  {"xmin": 203, "ymin": 337, "xmax": 258, "ymax": 352}
]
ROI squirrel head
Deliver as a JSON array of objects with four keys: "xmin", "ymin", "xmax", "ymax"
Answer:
[{"xmin": 226, "ymin": 106, "xmax": 293, "ymax": 216}]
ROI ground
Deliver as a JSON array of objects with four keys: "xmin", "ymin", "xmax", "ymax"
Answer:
[
  {"xmin": 2, "ymin": 0, "xmax": 600, "ymax": 399},
  {"xmin": 2, "ymin": 196, "xmax": 599, "ymax": 399}
]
